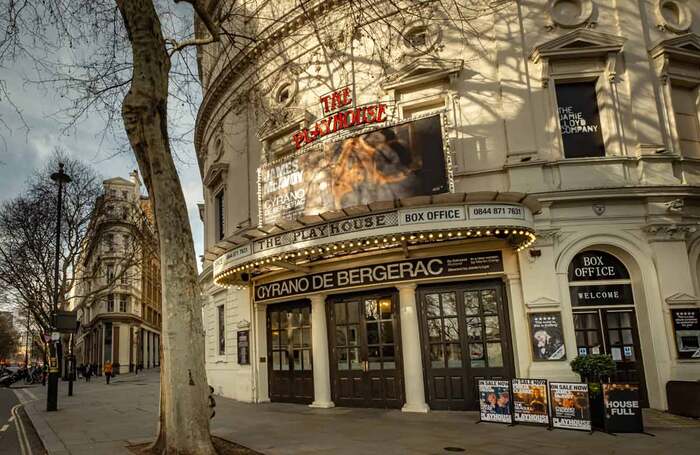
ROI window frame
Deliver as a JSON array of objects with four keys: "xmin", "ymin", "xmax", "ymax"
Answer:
[
  {"xmin": 549, "ymin": 72, "xmax": 621, "ymax": 160},
  {"xmin": 218, "ymin": 304, "xmax": 226, "ymax": 356},
  {"xmin": 214, "ymin": 188, "xmax": 225, "ymax": 242}
]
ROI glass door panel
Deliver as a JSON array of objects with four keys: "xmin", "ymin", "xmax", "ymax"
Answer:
[
  {"xmin": 419, "ymin": 281, "xmax": 514, "ymax": 411},
  {"xmin": 572, "ymin": 308, "xmax": 648, "ymax": 407},
  {"xmin": 330, "ymin": 292, "xmax": 403, "ymax": 408},
  {"xmin": 267, "ymin": 301, "xmax": 313, "ymax": 404}
]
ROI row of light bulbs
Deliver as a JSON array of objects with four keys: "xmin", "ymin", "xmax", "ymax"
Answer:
[{"xmin": 214, "ymin": 227, "xmax": 537, "ymax": 287}]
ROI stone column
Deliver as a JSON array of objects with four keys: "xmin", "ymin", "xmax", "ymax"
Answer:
[
  {"xmin": 309, "ymin": 293, "xmax": 334, "ymax": 408},
  {"xmin": 254, "ymin": 303, "xmax": 270, "ymax": 403},
  {"xmin": 397, "ymin": 283, "xmax": 429, "ymax": 413}
]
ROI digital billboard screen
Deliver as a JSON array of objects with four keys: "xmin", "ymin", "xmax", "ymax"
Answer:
[{"xmin": 259, "ymin": 115, "xmax": 449, "ymax": 225}]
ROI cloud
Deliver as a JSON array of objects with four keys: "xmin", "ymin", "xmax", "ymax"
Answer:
[{"xmin": 0, "ymin": 63, "xmax": 206, "ymax": 272}]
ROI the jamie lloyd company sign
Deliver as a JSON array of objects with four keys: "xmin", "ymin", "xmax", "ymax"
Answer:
[
  {"xmin": 254, "ymin": 252, "xmax": 503, "ymax": 302},
  {"xmin": 291, "ymin": 85, "xmax": 388, "ymax": 150}
]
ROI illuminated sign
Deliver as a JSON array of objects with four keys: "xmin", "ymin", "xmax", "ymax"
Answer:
[
  {"xmin": 212, "ymin": 202, "xmax": 535, "ymax": 277},
  {"xmin": 254, "ymin": 251, "xmax": 503, "ymax": 301},
  {"xmin": 291, "ymin": 85, "xmax": 389, "ymax": 149},
  {"xmin": 261, "ymin": 115, "xmax": 449, "ymax": 225}
]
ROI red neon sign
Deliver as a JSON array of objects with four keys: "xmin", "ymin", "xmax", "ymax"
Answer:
[{"xmin": 292, "ymin": 85, "xmax": 388, "ymax": 150}]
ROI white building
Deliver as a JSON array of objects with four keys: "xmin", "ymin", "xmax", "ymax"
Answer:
[
  {"xmin": 195, "ymin": 0, "xmax": 700, "ymax": 411},
  {"xmin": 69, "ymin": 172, "xmax": 162, "ymax": 374}
]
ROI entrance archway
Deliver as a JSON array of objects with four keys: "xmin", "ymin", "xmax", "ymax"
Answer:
[{"xmin": 567, "ymin": 249, "xmax": 649, "ymax": 406}]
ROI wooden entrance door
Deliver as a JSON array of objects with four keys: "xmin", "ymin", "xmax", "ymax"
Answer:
[
  {"xmin": 418, "ymin": 281, "xmax": 515, "ymax": 410},
  {"xmin": 329, "ymin": 291, "xmax": 404, "ymax": 409},
  {"xmin": 267, "ymin": 301, "xmax": 314, "ymax": 404},
  {"xmin": 573, "ymin": 308, "xmax": 649, "ymax": 407}
]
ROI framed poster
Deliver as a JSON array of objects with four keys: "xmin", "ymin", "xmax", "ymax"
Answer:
[
  {"xmin": 602, "ymin": 383, "xmax": 643, "ymax": 433},
  {"xmin": 512, "ymin": 379, "xmax": 549, "ymax": 425},
  {"xmin": 477, "ymin": 379, "xmax": 512, "ymax": 424},
  {"xmin": 549, "ymin": 382, "xmax": 591, "ymax": 431},
  {"xmin": 671, "ymin": 309, "xmax": 700, "ymax": 359},
  {"xmin": 237, "ymin": 330, "xmax": 250, "ymax": 365},
  {"xmin": 258, "ymin": 115, "xmax": 450, "ymax": 225},
  {"xmin": 529, "ymin": 313, "xmax": 566, "ymax": 361}
]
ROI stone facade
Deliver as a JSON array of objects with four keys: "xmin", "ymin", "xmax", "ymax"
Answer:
[
  {"xmin": 69, "ymin": 172, "xmax": 162, "ymax": 374},
  {"xmin": 196, "ymin": 0, "xmax": 700, "ymax": 411}
]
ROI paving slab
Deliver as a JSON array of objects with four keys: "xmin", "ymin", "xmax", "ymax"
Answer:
[{"xmin": 14, "ymin": 370, "xmax": 700, "ymax": 454}]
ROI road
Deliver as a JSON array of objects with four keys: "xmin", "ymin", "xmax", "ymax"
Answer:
[{"xmin": 0, "ymin": 386, "xmax": 45, "ymax": 454}]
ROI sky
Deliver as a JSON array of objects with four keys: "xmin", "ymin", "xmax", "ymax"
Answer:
[{"xmin": 0, "ymin": 62, "xmax": 206, "ymax": 272}]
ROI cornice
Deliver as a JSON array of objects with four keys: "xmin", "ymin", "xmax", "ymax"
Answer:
[{"xmin": 195, "ymin": 0, "xmax": 341, "ymax": 162}]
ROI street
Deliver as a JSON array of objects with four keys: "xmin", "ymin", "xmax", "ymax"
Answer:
[
  {"xmin": 0, "ymin": 386, "xmax": 44, "ymax": 455},
  {"xmin": 2, "ymin": 369, "xmax": 697, "ymax": 454}
]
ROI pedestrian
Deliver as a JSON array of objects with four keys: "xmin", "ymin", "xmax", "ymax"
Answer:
[
  {"xmin": 85, "ymin": 364, "xmax": 92, "ymax": 382},
  {"xmin": 104, "ymin": 361, "xmax": 113, "ymax": 384},
  {"xmin": 41, "ymin": 363, "xmax": 47, "ymax": 386}
]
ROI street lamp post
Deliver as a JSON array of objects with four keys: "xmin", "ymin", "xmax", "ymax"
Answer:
[{"xmin": 47, "ymin": 163, "xmax": 71, "ymax": 412}]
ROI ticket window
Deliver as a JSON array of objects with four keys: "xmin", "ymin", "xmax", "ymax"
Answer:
[{"xmin": 568, "ymin": 250, "xmax": 648, "ymax": 407}]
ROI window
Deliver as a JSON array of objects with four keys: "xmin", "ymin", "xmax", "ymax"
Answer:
[
  {"xmin": 218, "ymin": 305, "xmax": 225, "ymax": 355},
  {"xmin": 104, "ymin": 322, "xmax": 113, "ymax": 362},
  {"xmin": 119, "ymin": 295, "xmax": 128, "ymax": 313},
  {"xmin": 405, "ymin": 26, "xmax": 428, "ymax": 49},
  {"xmin": 105, "ymin": 233, "xmax": 115, "ymax": 252},
  {"xmin": 120, "ymin": 268, "xmax": 128, "ymax": 284},
  {"xmin": 555, "ymin": 81, "xmax": 605, "ymax": 158},
  {"xmin": 122, "ymin": 207, "xmax": 129, "ymax": 220},
  {"xmin": 122, "ymin": 190, "xmax": 129, "ymax": 200},
  {"xmin": 276, "ymin": 83, "xmax": 292, "ymax": 105},
  {"xmin": 106, "ymin": 264, "xmax": 115, "ymax": 282},
  {"xmin": 215, "ymin": 190, "xmax": 225, "ymax": 241},
  {"xmin": 671, "ymin": 84, "xmax": 700, "ymax": 158},
  {"xmin": 107, "ymin": 294, "xmax": 115, "ymax": 312}
]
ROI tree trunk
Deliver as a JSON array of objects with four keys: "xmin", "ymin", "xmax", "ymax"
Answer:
[{"xmin": 116, "ymin": 1, "xmax": 215, "ymax": 453}]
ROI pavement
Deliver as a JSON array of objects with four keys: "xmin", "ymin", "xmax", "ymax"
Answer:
[{"xmin": 7, "ymin": 369, "xmax": 700, "ymax": 454}]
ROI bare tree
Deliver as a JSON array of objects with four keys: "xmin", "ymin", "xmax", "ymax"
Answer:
[
  {"xmin": 0, "ymin": 311, "xmax": 20, "ymax": 361},
  {"xmin": 0, "ymin": 152, "xmax": 104, "ymax": 332},
  {"xmin": 0, "ymin": 1, "xmax": 511, "ymax": 452}
]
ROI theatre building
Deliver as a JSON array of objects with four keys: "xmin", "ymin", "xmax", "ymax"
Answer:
[{"xmin": 195, "ymin": 0, "xmax": 700, "ymax": 411}]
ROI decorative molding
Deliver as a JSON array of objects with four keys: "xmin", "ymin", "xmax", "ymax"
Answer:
[
  {"xmin": 203, "ymin": 162, "xmax": 229, "ymax": 189},
  {"xmin": 644, "ymin": 223, "xmax": 698, "ymax": 241},
  {"xmin": 655, "ymin": 0, "xmax": 693, "ymax": 34},
  {"xmin": 237, "ymin": 319, "xmax": 251, "ymax": 329},
  {"xmin": 400, "ymin": 20, "xmax": 444, "ymax": 59},
  {"xmin": 530, "ymin": 29, "xmax": 625, "ymax": 87},
  {"xmin": 592, "ymin": 202, "xmax": 606, "ymax": 216},
  {"xmin": 649, "ymin": 33, "xmax": 700, "ymax": 83},
  {"xmin": 547, "ymin": 0, "xmax": 596, "ymax": 30},
  {"xmin": 664, "ymin": 198, "xmax": 684, "ymax": 213},
  {"xmin": 526, "ymin": 296, "xmax": 561, "ymax": 309},
  {"xmin": 534, "ymin": 228, "xmax": 561, "ymax": 246},
  {"xmin": 666, "ymin": 292, "xmax": 699, "ymax": 306},
  {"xmin": 381, "ymin": 58, "xmax": 464, "ymax": 92}
]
